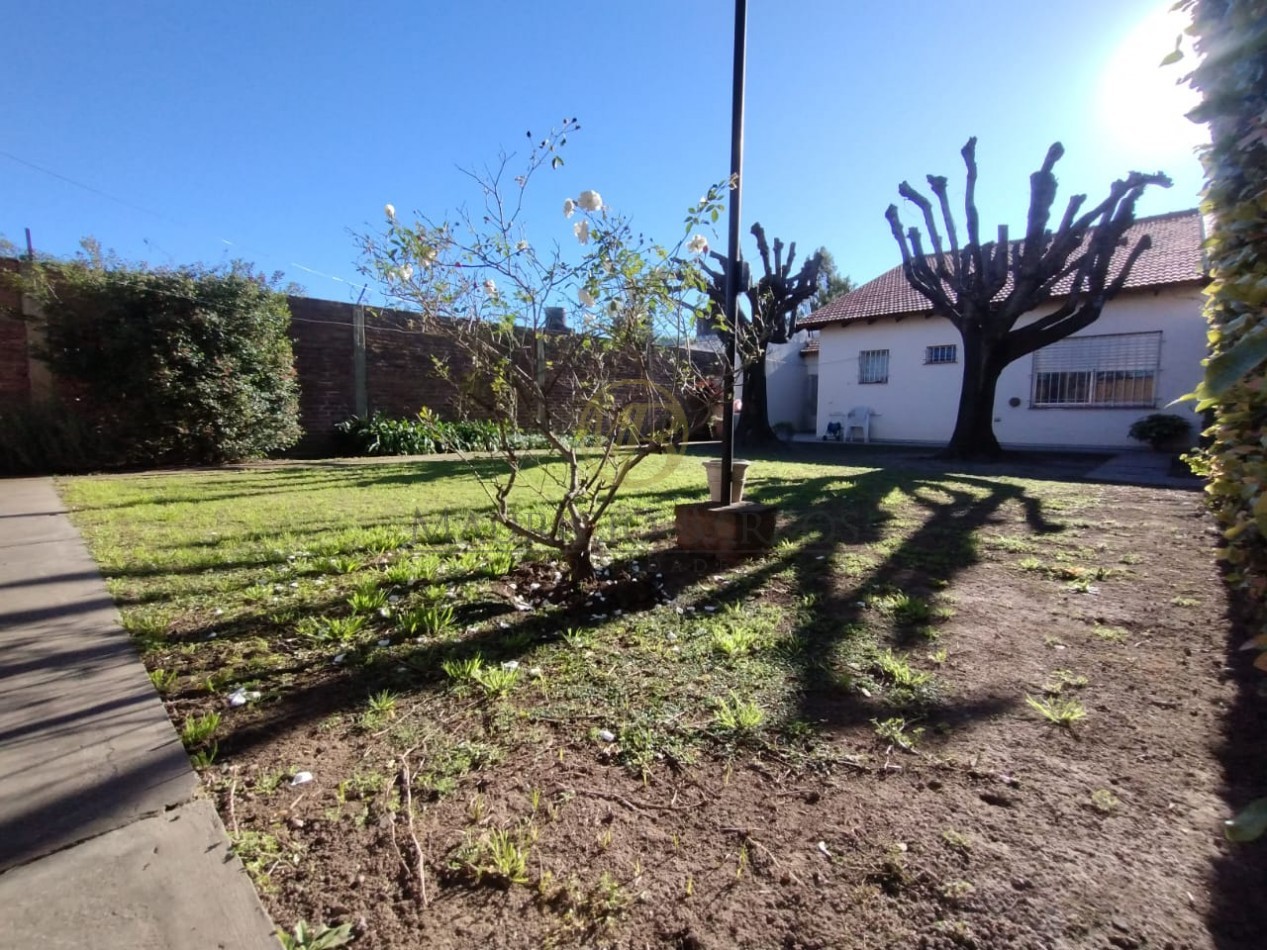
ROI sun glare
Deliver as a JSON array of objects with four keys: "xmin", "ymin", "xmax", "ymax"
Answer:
[{"xmin": 1097, "ymin": 3, "xmax": 1207, "ymax": 165}]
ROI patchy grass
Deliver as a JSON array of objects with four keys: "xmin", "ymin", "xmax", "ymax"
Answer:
[{"xmin": 58, "ymin": 453, "xmax": 1241, "ymax": 949}]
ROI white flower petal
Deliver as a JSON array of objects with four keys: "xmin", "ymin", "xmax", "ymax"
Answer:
[
  {"xmin": 563, "ymin": 198, "xmax": 576, "ymax": 218},
  {"xmin": 574, "ymin": 220, "xmax": 590, "ymax": 245},
  {"xmin": 578, "ymin": 190, "xmax": 603, "ymax": 212}
]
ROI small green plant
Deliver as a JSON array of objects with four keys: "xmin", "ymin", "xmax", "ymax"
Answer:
[
  {"xmin": 472, "ymin": 664, "xmax": 520, "ymax": 698},
  {"xmin": 941, "ymin": 829, "xmax": 972, "ymax": 853},
  {"xmin": 1018, "ymin": 556, "xmax": 1044, "ymax": 572},
  {"xmin": 872, "ymin": 716, "xmax": 923, "ymax": 751},
  {"xmin": 320, "ymin": 555, "xmax": 363, "ymax": 575},
  {"xmin": 148, "ymin": 667, "xmax": 179, "ymax": 694},
  {"xmin": 451, "ymin": 828, "xmax": 531, "ymax": 886},
  {"xmin": 230, "ymin": 829, "xmax": 284, "ymax": 883},
  {"xmin": 1090, "ymin": 788, "xmax": 1120, "ymax": 814},
  {"xmin": 874, "ymin": 649, "xmax": 932, "ymax": 689},
  {"xmin": 1041, "ymin": 669, "xmax": 1089, "ymax": 694},
  {"xmin": 361, "ymin": 689, "xmax": 399, "ymax": 729},
  {"xmin": 181, "ymin": 711, "xmax": 221, "ymax": 747},
  {"xmin": 442, "ymin": 654, "xmax": 484, "ymax": 686},
  {"xmin": 347, "ymin": 583, "xmax": 388, "ymax": 614},
  {"xmin": 298, "ymin": 614, "xmax": 367, "ymax": 645},
  {"xmin": 190, "ymin": 744, "xmax": 218, "ymax": 769},
  {"xmin": 1026, "ymin": 694, "xmax": 1086, "ymax": 727},
  {"xmin": 711, "ymin": 694, "xmax": 765, "ymax": 735},
  {"xmin": 1128, "ymin": 412, "xmax": 1191, "ymax": 450},
  {"xmin": 1171, "ymin": 595, "xmax": 1199, "ymax": 607},
  {"xmin": 928, "ymin": 648, "xmax": 949, "ymax": 666},
  {"xmin": 1092, "ymin": 625, "xmax": 1127, "ymax": 641},
  {"xmin": 276, "ymin": 920, "xmax": 354, "ymax": 950},
  {"xmin": 712, "ymin": 625, "xmax": 760, "ymax": 657},
  {"xmin": 399, "ymin": 602, "xmax": 455, "ymax": 637},
  {"xmin": 939, "ymin": 879, "xmax": 975, "ymax": 901}
]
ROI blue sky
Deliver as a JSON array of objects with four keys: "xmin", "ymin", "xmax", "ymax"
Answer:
[{"xmin": 3, "ymin": 1, "xmax": 1204, "ymax": 302}]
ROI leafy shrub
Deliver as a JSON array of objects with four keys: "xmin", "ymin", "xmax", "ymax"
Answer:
[
  {"xmin": 1127, "ymin": 413, "xmax": 1191, "ymax": 450},
  {"xmin": 0, "ymin": 398, "xmax": 110, "ymax": 475},
  {"xmin": 333, "ymin": 407, "xmax": 552, "ymax": 457},
  {"xmin": 1183, "ymin": 0, "xmax": 1267, "ymax": 618},
  {"xmin": 4, "ymin": 246, "xmax": 299, "ymax": 470}
]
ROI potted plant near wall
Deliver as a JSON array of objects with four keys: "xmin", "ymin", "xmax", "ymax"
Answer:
[{"xmin": 1128, "ymin": 413, "xmax": 1193, "ymax": 452}]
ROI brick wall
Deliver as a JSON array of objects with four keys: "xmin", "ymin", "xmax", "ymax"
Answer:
[
  {"xmin": 287, "ymin": 295, "xmax": 717, "ymax": 456},
  {"xmin": 286, "ymin": 296, "xmax": 477, "ymax": 456},
  {"xmin": 0, "ymin": 259, "xmax": 30, "ymax": 407}
]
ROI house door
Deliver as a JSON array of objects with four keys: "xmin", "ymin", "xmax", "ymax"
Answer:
[{"xmin": 802, "ymin": 374, "xmax": 818, "ymax": 432}]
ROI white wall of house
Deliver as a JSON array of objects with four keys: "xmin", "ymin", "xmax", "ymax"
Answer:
[
  {"xmin": 716, "ymin": 329, "xmax": 813, "ymax": 435},
  {"xmin": 764, "ymin": 330, "xmax": 811, "ymax": 433},
  {"xmin": 815, "ymin": 285, "xmax": 1206, "ymax": 450}
]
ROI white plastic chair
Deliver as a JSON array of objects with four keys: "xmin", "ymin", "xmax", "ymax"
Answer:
[{"xmin": 844, "ymin": 406, "xmax": 873, "ymax": 443}]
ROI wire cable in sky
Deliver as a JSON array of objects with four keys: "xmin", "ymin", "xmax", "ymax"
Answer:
[{"xmin": 2, "ymin": 148, "xmax": 366, "ymax": 297}]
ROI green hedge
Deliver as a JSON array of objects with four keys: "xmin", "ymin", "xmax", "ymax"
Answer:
[
  {"xmin": 333, "ymin": 410, "xmax": 552, "ymax": 457},
  {"xmin": 1183, "ymin": 0, "xmax": 1267, "ymax": 665},
  {"xmin": 3, "ymin": 253, "xmax": 300, "ymax": 472}
]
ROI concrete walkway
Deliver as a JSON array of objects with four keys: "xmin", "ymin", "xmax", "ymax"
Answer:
[
  {"xmin": 1084, "ymin": 449, "xmax": 1204, "ymax": 490},
  {"xmin": 0, "ymin": 478, "xmax": 276, "ymax": 949}
]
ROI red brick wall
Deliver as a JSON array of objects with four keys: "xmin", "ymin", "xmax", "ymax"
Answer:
[
  {"xmin": 286, "ymin": 295, "xmax": 717, "ymax": 456},
  {"xmin": 0, "ymin": 259, "xmax": 30, "ymax": 406}
]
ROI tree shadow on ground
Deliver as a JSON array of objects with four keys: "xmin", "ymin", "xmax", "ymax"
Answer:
[
  {"xmin": 1208, "ymin": 584, "xmax": 1267, "ymax": 949},
  {"xmin": 135, "ymin": 457, "xmax": 1066, "ymax": 766}
]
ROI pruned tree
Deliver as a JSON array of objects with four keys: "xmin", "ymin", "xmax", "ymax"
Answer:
[
  {"xmin": 357, "ymin": 122, "xmax": 723, "ymax": 581},
  {"xmin": 886, "ymin": 138, "xmax": 1171, "ymax": 459},
  {"xmin": 702, "ymin": 223, "xmax": 821, "ymax": 447}
]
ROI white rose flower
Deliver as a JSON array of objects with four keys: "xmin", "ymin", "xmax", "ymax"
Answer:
[
  {"xmin": 515, "ymin": 240, "xmax": 530, "ymax": 252},
  {"xmin": 398, "ymin": 263, "xmax": 414, "ymax": 281},
  {"xmin": 483, "ymin": 278, "xmax": 498, "ymax": 297},
  {"xmin": 687, "ymin": 234, "xmax": 709, "ymax": 255},
  {"xmin": 421, "ymin": 248, "xmax": 437, "ymax": 267},
  {"xmin": 574, "ymin": 220, "xmax": 590, "ymax": 245},
  {"xmin": 563, "ymin": 198, "xmax": 576, "ymax": 218},
  {"xmin": 578, "ymin": 190, "xmax": 603, "ymax": 212},
  {"xmin": 385, "ymin": 203, "xmax": 396, "ymax": 220},
  {"xmin": 578, "ymin": 288, "xmax": 595, "ymax": 307}
]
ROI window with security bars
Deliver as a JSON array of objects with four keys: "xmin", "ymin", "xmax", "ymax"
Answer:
[
  {"xmin": 859, "ymin": 349, "xmax": 889, "ymax": 384},
  {"xmin": 925, "ymin": 344, "xmax": 957, "ymax": 364},
  {"xmin": 1031, "ymin": 331, "xmax": 1161, "ymax": 408}
]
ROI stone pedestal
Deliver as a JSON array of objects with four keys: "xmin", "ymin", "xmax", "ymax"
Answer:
[{"xmin": 674, "ymin": 501, "xmax": 778, "ymax": 560}]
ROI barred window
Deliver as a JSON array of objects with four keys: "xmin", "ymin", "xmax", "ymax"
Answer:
[
  {"xmin": 1031, "ymin": 331, "xmax": 1161, "ymax": 408},
  {"xmin": 925, "ymin": 344, "xmax": 957, "ymax": 365},
  {"xmin": 859, "ymin": 349, "xmax": 889, "ymax": 384}
]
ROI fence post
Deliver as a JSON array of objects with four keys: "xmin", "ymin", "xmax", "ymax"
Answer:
[{"xmin": 353, "ymin": 305, "xmax": 368, "ymax": 418}]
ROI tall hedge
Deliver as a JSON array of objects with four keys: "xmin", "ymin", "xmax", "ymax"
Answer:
[
  {"xmin": 7, "ymin": 252, "xmax": 300, "ymax": 469},
  {"xmin": 1184, "ymin": 0, "xmax": 1267, "ymax": 664}
]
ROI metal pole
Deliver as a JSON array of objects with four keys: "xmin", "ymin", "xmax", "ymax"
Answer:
[{"xmin": 720, "ymin": 0, "xmax": 746, "ymax": 507}]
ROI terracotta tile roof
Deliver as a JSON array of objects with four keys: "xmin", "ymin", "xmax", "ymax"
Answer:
[{"xmin": 799, "ymin": 209, "xmax": 1205, "ymax": 328}]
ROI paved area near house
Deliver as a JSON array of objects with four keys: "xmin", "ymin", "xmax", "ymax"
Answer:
[
  {"xmin": 0, "ymin": 477, "xmax": 276, "ymax": 949},
  {"xmin": 1084, "ymin": 448, "xmax": 1203, "ymax": 489}
]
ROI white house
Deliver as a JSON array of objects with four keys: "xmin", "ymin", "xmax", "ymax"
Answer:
[{"xmin": 797, "ymin": 209, "xmax": 1207, "ymax": 451}]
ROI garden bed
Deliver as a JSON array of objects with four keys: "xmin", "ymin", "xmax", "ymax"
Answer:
[{"xmin": 61, "ymin": 452, "xmax": 1266, "ymax": 948}]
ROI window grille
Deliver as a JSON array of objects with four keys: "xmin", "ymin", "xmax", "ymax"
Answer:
[
  {"xmin": 925, "ymin": 344, "xmax": 957, "ymax": 364},
  {"xmin": 859, "ymin": 349, "xmax": 889, "ymax": 384},
  {"xmin": 1031, "ymin": 331, "xmax": 1161, "ymax": 408}
]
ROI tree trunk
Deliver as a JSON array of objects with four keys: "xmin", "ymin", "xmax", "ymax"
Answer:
[
  {"xmin": 735, "ymin": 350, "xmax": 780, "ymax": 449},
  {"xmin": 940, "ymin": 333, "xmax": 1005, "ymax": 460},
  {"xmin": 564, "ymin": 528, "xmax": 596, "ymax": 583}
]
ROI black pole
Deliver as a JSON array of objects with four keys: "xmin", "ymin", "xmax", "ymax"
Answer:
[{"xmin": 720, "ymin": 0, "xmax": 746, "ymax": 506}]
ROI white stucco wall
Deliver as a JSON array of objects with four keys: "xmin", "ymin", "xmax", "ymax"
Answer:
[
  {"xmin": 815, "ymin": 285, "xmax": 1206, "ymax": 450},
  {"xmin": 764, "ymin": 330, "xmax": 811, "ymax": 432}
]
